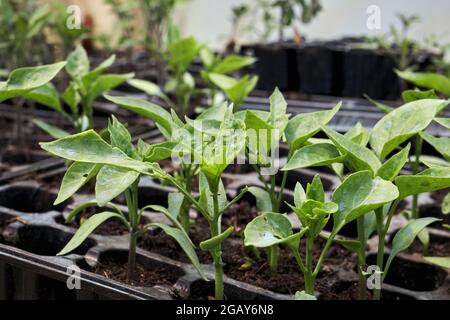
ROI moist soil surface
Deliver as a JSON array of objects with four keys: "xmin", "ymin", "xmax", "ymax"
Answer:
[
  {"xmin": 406, "ymin": 236, "xmax": 450, "ymax": 257},
  {"xmin": 139, "ymin": 201, "xmax": 357, "ymax": 296},
  {"xmin": 85, "ymin": 259, "xmax": 180, "ymax": 288}
]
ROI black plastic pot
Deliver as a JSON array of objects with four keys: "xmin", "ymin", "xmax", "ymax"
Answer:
[{"xmin": 241, "ymin": 43, "xmax": 299, "ymax": 92}]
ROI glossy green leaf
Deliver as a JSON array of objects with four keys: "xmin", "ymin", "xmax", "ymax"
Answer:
[
  {"xmin": 200, "ymin": 226, "xmax": 234, "ymax": 251},
  {"xmin": 58, "ymin": 212, "xmax": 123, "ymax": 256},
  {"xmin": 435, "ymin": 118, "xmax": 450, "ymax": 130},
  {"xmin": 332, "ymin": 171, "xmax": 399, "ymax": 231},
  {"xmin": 364, "ymin": 94, "xmax": 394, "ymax": 114},
  {"xmin": 442, "ymin": 192, "xmax": 450, "ymax": 215},
  {"xmin": 40, "ymin": 130, "xmax": 153, "ymax": 173},
  {"xmin": 244, "ymin": 213, "xmax": 294, "ymax": 247},
  {"xmin": 167, "ymin": 37, "xmax": 200, "ymax": 75},
  {"xmin": 55, "ymin": 162, "xmax": 100, "ymax": 205},
  {"xmin": 87, "ymin": 73, "xmax": 134, "ymax": 105},
  {"xmin": 62, "ymin": 83, "xmax": 80, "ymax": 115},
  {"xmin": 424, "ymin": 257, "xmax": 450, "ymax": 269},
  {"xmin": 148, "ymin": 223, "xmax": 206, "ymax": 280},
  {"xmin": 66, "ymin": 45, "xmax": 89, "ymax": 80},
  {"xmin": 127, "ymin": 79, "xmax": 169, "ymax": 101},
  {"xmin": 212, "ymin": 55, "xmax": 256, "ymax": 74},
  {"xmin": 248, "ymin": 187, "xmax": 273, "ymax": 213},
  {"xmin": 396, "ymin": 70, "xmax": 450, "ymax": 97},
  {"xmin": 345, "ymin": 122, "xmax": 370, "ymax": 146},
  {"xmin": 322, "ymin": 126, "xmax": 381, "ymax": 174},
  {"xmin": 421, "ymin": 132, "xmax": 450, "ymax": 161},
  {"xmin": 370, "ymin": 99, "xmax": 448, "ymax": 160},
  {"xmin": 23, "ymin": 83, "xmax": 61, "ymax": 112},
  {"xmin": 283, "ymin": 143, "xmax": 344, "ymax": 171},
  {"xmin": 294, "ymin": 182, "xmax": 306, "ymax": 208},
  {"xmin": 95, "ymin": 165, "xmax": 140, "ymax": 206},
  {"xmin": 420, "ymin": 156, "xmax": 450, "ymax": 168},
  {"xmin": 306, "ymin": 175, "xmax": 325, "ymax": 203},
  {"xmin": 385, "ymin": 217, "xmax": 440, "ymax": 277},
  {"xmin": 268, "ymin": 87, "xmax": 289, "ymax": 133},
  {"xmin": 402, "ymin": 89, "xmax": 438, "ymax": 103},
  {"xmin": 143, "ymin": 141, "xmax": 177, "ymax": 162},
  {"xmin": 285, "ymin": 102, "xmax": 341, "ymax": 150},
  {"xmin": 0, "ymin": 62, "xmax": 66, "ymax": 102},
  {"xmin": 104, "ymin": 95, "xmax": 173, "ymax": 138},
  {"xmin": 395, "ymin": 167, "xmax": 450, "ymax": 198},
  {"xmin": 376, "ymin": 144, "xmax": 411, "ymax": 181},
  {"xmin": 108, "ymin": 115, "xmax": 133, "ymax": 157},
  {"xmin": 33, "ymin": 119, "xmax": 69, "ymax": 139}
]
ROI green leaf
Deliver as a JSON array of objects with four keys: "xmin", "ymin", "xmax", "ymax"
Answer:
[
  {"xmin": 385, "ymin": 218, "xmax": 441, "ymax": 276},
  {"xmin": 244, "ymin": 213, "xmax": 294, "ymax": 247},
  {"xmin": 108, "ymin": 115, "xmax": 133, "ymax": 157},
  {"xmin": 66, "ymin": 45, "xmax": 89, "ymax": 80},
  {"xmin": 396, "ymin": 70, "xmax": 450, "ymax": 97},
  {"xmin": 424, "ymin": 257, "xmax": 450, "ymax": 269},
  {"xmin": 420, "ymin": 132, "xmax": 450, "ymax": 161},
  {"xmin": 370, "ymin": 99, "xmax": 448, "ymax": 160},
  {"xmin": 294, "ymin": 182, "xmax": 306, "ymax": 208},
  {"xmin": 376, "ymin": 144, "xmax": 411, "ymax": 181},
  {"xmin": 395, "ymin": 167, "xmax": 450, "ymax": 198},
  {"xmin": 364, "ymin": 94, "xmax": 394, "ymax": 114},
  {"xmin": 212, "ymin": 55, "xmax": 256, "ymax": 74},
  {"xmin": 104, "ymin": 95, "xmax": 173, "ymax": 138},
  {"xmin": 23, "ymin": 83, "xmax": 61, "ymax": 112},
  {"xmin": 58, "ymin": 212, "xmax": 123, "ymax": 256},
  {"xmin": 95, "ymin": 165, "xmax": 140, "ymax": 206},
  {"xmin": 345, "ymin": 122, "xmax": 370, "ymax": 146},
  {"xmin": 148, "ymin": 223, "xmax": 207, "ymax": 280},
  {"xmin": 33, "ymin": 119, "xmax": 69, "ymax": 139},
  {"xmin": 247, "ymin": 187, "xmax": 273, "ymax": 213},
  {"xmin": 55, "ymin": 162, "xmax": 100, "ymax": 205},
  {"xmin": 285, "ymin": 102, "xmax": 341, "ymax": 150},
  {"xmin": 442, "ymin": 192, "xmax": 450, "ymax": 215},
  {"xmin": 283, "ymin": 143, "xmax": 345, "ymax": 171},
  {"xmin": 87, "ymin": 73, "xmax": 134, "ymax": 106},
  {"xmin": 420, "ymin": 156, "xmax": 450, "ymax": 168},
  {"xmin": 322, "ymin": 126, "xmax": 381, "ymax": 174},
  {"xmin": 0, "ymin": 62, "xmax": 66, "ymax": 102},
  {"xmin": 143, "ymin": 141, "xmax": 177, "ymax": 162},
  {"xmin": 402, "ymin": 89, "xmax": 438, "ymax": 103},
  {"xmin": 268, "ymin": 87, "xmax": 289, "ymax": 133},
  {"xmin": 127, "ymin": 79, "xmax": 169, "ymax": 101},
  {"xmin": 306, "ymin": 175, "xmax": 325, "ymax": 203},
  {"xmin": 62, "ymin": 83, "xmax": 80, "ymax": 116},
  {"xmin": 40, "ymin": 130, "xmax": 153, "ymax": 174},
  {"xmin": 200, "ymin": 226, "xmax": 234, "ymax": 251},
  {"xmin": 332, "ymin": 171, "xmax": 399, "ymax": 231},
  {"xmin": 435, "ymin": 118, "xmax": 450, "ymax": 130},
  {"xmin": 167, "ymin": 37, "xmax": 200, "ymax": 75}
]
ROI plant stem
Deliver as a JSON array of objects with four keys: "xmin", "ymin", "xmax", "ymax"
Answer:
[
  {"xmin": 275, "ymin": 149, "xmax": 293, "ymax": 211},
  {"xmin": 411, "ymin": 135, "xmax": 423, "ymax": 219},
  {"xmin": 127, "ymin": 231, "xmax": 137, "ymax": 283},
  {"xmin": 211, "ymin": 189, "xmax": 224, "ymax": 300},
  {"xmin": 374, "ymin": 208, "xmax": 385, "ymax": 300},
  {"xmin": 305, "ymin": 237, "xmax": 315, "ymax": 295},
  {"xmin": 268, "ymin": 245, "xmax": 280, "ymax": 275},
  {"xmin": 356, "ymin": 216, "xmax": 367, "ymax": 300}
]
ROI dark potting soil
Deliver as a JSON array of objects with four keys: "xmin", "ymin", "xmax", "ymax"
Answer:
[
  {"xmin": 138, "ymin": 201, "xmax": 258, "ymax": 263},
  {"xmin": 87, "ymin": 259, "xmax": 180, "ymax": 288},
  {"xmin": 139, "ymin": 202, "xmax": 357, "ymax": 296}
]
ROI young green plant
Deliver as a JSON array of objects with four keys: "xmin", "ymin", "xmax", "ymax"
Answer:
[{"xmin": 40, "ymin": 116, "xmax": 205, "ymax": 282}]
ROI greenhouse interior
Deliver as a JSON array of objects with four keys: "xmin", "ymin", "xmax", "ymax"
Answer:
[{"xmin": 0, "ymin": 0, "xmax": 449, "ymax": 303}]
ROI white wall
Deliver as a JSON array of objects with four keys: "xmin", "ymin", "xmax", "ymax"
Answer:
[{"xmin": 174, "ymin": 0, "xmax": 450, "ymax": 51}]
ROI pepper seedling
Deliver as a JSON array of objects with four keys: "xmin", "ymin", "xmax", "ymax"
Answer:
[
  {"xmin": 40, "ymin": 116, "xmax": 205, "ymax": 282},
  {"xmin": 320, "ymin": 98, "xmax": 450, "ymax": 299},
  {"xmin": 244, "ymin": 171, "xmax": 398, "ymax": 298},
  {"xmin": 24, "ymin": 45, "xmax": 134, "ymax": 138}
]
